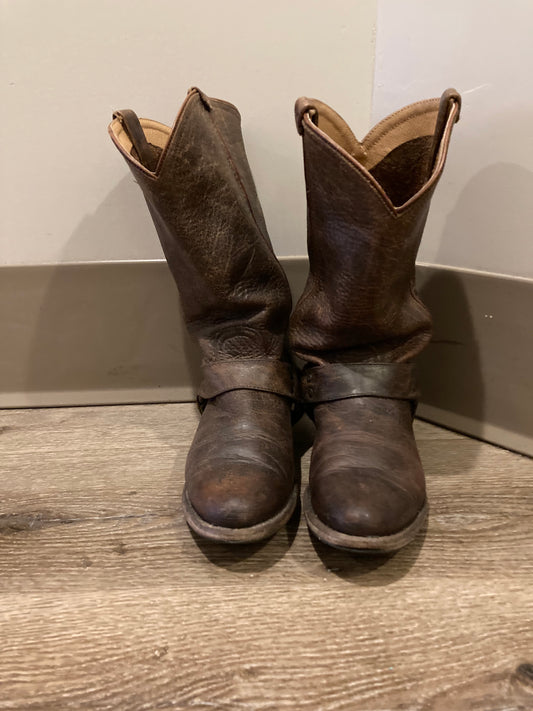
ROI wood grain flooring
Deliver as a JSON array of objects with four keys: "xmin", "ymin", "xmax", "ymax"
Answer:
[{"xmin": 0, "ymin": 404, "xmax": 532, "ymax": 710}]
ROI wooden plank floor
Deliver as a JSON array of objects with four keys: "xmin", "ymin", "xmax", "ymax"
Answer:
[{"xmin": 0, "ymin": 404, "xmax": 532, "ymax": 710}]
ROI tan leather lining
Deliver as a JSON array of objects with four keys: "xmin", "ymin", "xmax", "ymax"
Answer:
[
  {"xmin": 315, "ymin": 98, "xmax": 440, "ymax": 170},
  {"xmin": 364, "ymin": 109, "xmax": 438, "ymax": 169},
  {"xmin": 397, "ymin": 100, "xmax": 460, "ymax": 213},
  {"xmin": 110, "ymin": 117, "xmax": 170, "ymax": 155},
  {"xmin": 312, "ymin": 100, "xmax": 367, "ymax": 163}
]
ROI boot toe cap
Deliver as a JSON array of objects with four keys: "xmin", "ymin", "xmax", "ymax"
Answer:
[
  {"xmin": 187, "ymin": 465, "xmax": 292, "ymax": 530},
  {"xmin": 311, "ymin": 468, "xmax": 424, "ymax": 538}
]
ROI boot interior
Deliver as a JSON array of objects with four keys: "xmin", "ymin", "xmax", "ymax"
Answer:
[
  {"xmin": 312, "ymin": 99, "xmax": 441, "ymax": 207},
  {"xmin": 367, "ymin": 134, "xmax": 435, "ymax": 206},
  {"xmin": 110, "ymin": 117, "xmax": 171, "ymax": 159},
  {"xmin": 110, "ymin": 102, "xmax": 439, "ymax": 204}
]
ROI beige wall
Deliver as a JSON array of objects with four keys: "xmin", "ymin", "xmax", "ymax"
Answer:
[
  {"xmin": 374, "ymin": 0, "xmax": 533, "ymax": 279},
  {"xmin": 1, "ymin": 0, "xmax": 377, "ymax": 264}
]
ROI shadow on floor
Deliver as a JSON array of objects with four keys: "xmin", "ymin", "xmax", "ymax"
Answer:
[
  {"xmin": 308, "ymin": 523, "xmax": 427, "ymax": 586},
  {"xmin": 189, "ymin": 498, "xmax": 302, "ymax": 573}
]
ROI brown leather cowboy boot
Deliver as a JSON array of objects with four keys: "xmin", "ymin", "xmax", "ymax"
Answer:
[
  {"xmin": 291, "ymin": 89, "xmax": 461, "ymax": 553},
  {"xmin": 108, "ymin": 87, "xmax": 297, "ymax": 543}
]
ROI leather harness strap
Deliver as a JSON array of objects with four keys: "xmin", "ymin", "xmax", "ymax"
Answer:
[
  {"xmin": 300, "ymin": 362, "xmax": 419, "ymax": 404},
  {"xmin": 197, "ymin": 360, "xmax": 297, "ymax": 411}
]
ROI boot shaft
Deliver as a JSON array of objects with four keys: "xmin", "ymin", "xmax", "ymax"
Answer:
[
  {"xmin": 109, "ymin": 88, "xmax": 292, "ymax": 362},
  {"xmin": 290, "ymin": 90, "xmax": 460, "ymax": 364}
]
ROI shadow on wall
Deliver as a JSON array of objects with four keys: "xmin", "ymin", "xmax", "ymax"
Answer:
[
  {"xmin": 435, "ymin": 162, "xmax": 533, "ymax": 275},
  {"xmin": 61, "ymin": 175, "xmax": 161, "ymax": 262},
  {"xmin": 417, "ymin": 267, "xmax": 484, "ymax": 421},
  {"xmin": 415, "ymin": 165, "xmax": 491, "ymax": 472},
  {"xmin": 20, "ymin": 260, "xmax": 202, "ymax": 404},
  {"xmin": 416, "ymin": 266, "xmax": 484, "ymax": 474},
  {"xmin": 417, "ymin": 158, "xmax": 533, "ymax": 455},
  {"xmin": 16, "ymin": 172, "xmax": 202, "ymax": 403}
]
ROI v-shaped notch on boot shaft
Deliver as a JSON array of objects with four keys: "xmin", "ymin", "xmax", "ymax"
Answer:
[
  {"xmin": 109, "ymin": 87, "xmax": 217, "ymax": 178},
  {"xmin": 289, "ymin": 88, "xmax": 462, "ymax": 365},
  {"xmin": 108, "ymin": 87, "xmax": 268, "ymax": 226},
  {"xmin": 294, "ymin": 88, "xmax": 461, "ymax": 213},
  {"xmin": 108, "ymin": 87, "xmax": 278, "ymax": 271},
  {"xmin": 108, "ymin": 87, "xmax": 292, "ymax": 361}
]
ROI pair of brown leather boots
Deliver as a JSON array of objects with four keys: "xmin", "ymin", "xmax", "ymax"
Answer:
[{"xmin": 109, "ymin": 86, "xmax": 460, "ymax": 553}]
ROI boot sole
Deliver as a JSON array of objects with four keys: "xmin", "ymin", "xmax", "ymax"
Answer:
[
  {"xmin": 303, "ymin": 487, "xmax": 428, "ymax": 554},
  {"xmin": 183, "ymin": 484, "xmax": 299, "ymax": 544}
]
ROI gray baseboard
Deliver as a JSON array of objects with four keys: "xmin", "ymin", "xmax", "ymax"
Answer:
[
  {"xmin": 414, "ymin": 266, "xmax": 532, "ymax": 457},
  {"xmin": 1, "ymin": 259, "xmax": 531, "ymax": 456}
]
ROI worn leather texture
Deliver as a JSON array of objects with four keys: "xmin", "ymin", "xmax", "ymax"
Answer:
[
  {"xmin": 300, "ymin": 363, "xmax": 418, "ymax": 404},
  {"xmin": 291, "ymin": 90, "xmax": 460, "ymax": 545},
  {"xmin": 109, "ymin": 88, "xmax": 295, "ymax": 534},
  {"xmin": 197, "ymin": 360, "xmax": 295, "ymax": 404}
]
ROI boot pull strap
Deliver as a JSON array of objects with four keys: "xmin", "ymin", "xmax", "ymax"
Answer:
[
  {"xmin": 112, "ymin": 109, "xmax": 161, "ymax": 171},
  {"xmin": 294, "ymin": 98, "xmax": 318, "ymax": 136},
  {"xmin": 187, "ymin": 86, "xmax": 213, "ymax": 111},
  {"xmin": 430, "ymin": 88, "xmax": 461, "ymax": 172}
]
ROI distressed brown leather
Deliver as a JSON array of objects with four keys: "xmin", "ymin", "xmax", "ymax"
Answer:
[
  {"xmin": 291, "ymin": 90, "xmax": 461, "ymax": 549},
  {"xmin": 300, "ymin": 363, "xmax": 419, "ymax": 404},
  {"xmin": 109, "ymin": 88, "xmax": 296, "ymax": 540},
  {"xmin": 197, "ymin": 360, "xmax": 295, "ymax": 405}
]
